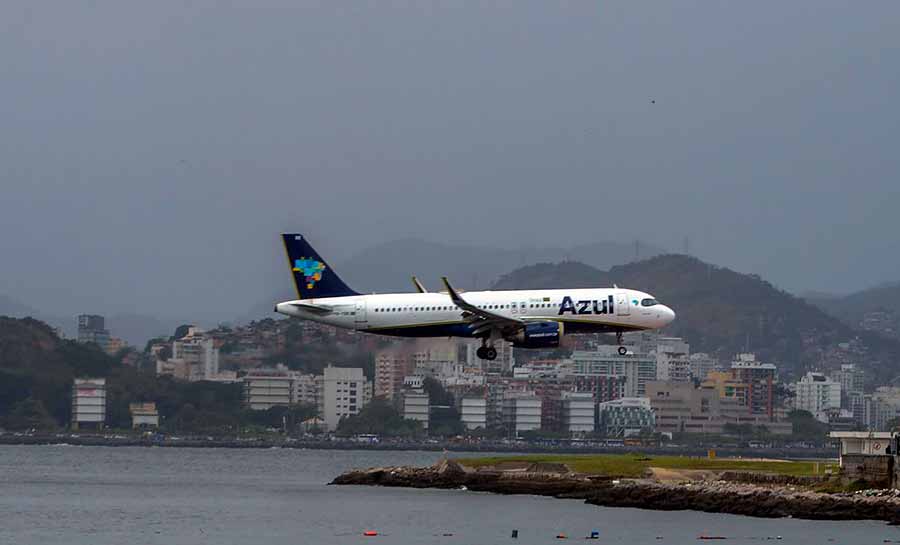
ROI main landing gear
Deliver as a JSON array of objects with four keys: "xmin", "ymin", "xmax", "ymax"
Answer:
[
  {"xmin": 476, "ymin": 341, "xmax": 498, "ymax": 361},
  {"xmin": 616, "ymin": 330, "xmax": 627, "ymax": 355}
]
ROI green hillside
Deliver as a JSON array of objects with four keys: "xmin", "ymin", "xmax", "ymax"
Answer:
[
  {"xmin": 493, "ymin": 255, "xmax": 900, "ymax": 380},
  {"xmin": 0, "ymin": 317, "xmax": 296, "ymax": 432}
]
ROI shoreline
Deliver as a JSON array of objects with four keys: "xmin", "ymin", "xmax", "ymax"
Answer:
[
  {"xmin": 330, "ymin": 461, "xmax": 900, "ymax": 524},
  {"xmin": 0, "ymin": 435, "xmax": 837, "ymax": 458}
]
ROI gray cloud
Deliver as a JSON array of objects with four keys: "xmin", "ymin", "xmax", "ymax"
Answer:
[{"xmin": 2, "ymin": 1, "xmax": 898, "ymax": 320}]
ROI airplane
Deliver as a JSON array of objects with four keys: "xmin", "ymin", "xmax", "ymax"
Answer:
[{"xmin": 274, "ymin": 234, "xmax": 675, "ymax": 360}]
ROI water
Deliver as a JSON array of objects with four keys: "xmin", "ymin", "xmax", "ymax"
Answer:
[{"xmin": 0, "ymin": 445, "xmax": 892, "ymax": 545}]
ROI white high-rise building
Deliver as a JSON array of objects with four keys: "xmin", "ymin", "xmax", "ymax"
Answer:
[
  {"xmin": 795, "ymin": 372, "xmax": 842, "ymax": 423},
  {"xmin": 689, "ymin": 353, "xmax": 718, "ymax": 382},
  {"xmin": 322, "ymin": 366, "xmax": 371, "ymax": 432},
  {"xmin": 171, "ymin": 327, "xmax": 220, "ymax": 381},
  {"xmin": 402, "ymin": 390, "xmax": 430, "ymax": 430},
  {"xmin": 502, "ymin": 394, "xmax": 542, "ymax": 435},
  {"xmin": 460, "ymin": 396, "xmax": 488, "ymax": 430},
  {"xmin": 656, "ymin": 337, "xmax": 691, "ymax": 382},
  {"xmin": 571, "ymin": 347, "xmax": 657, "ymax": 397},
  {"xmin": 560, "ymin": 392, "xmax": 595, "ymax": 434},
  {"xmin": 72, "ymin": 378, "xmax": 106, "ymax": 430}
]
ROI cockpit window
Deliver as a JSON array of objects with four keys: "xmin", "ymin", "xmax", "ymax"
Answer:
[{"xmin": 641, "ymin": 298, "xmax": 659, "ymax": 307}]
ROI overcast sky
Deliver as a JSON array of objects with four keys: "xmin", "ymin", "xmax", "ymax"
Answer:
[{"xmin": 2, "ymin": 1, "xmax": 898, "ymax": 320}]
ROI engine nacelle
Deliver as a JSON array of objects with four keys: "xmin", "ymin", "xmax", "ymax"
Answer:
[{"xmin": 506, "ymin": 321, "xmax": 564, "ymax": 349}]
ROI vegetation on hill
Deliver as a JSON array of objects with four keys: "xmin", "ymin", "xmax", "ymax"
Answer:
[
  {"xmin": 492, "ymin": 255, "xmax": 900, "ymax": 381},
  {"xmin": 0, "ymin": 317, "xmax": 310, "ymax": 433}
]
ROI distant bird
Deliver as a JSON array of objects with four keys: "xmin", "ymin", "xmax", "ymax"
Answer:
[{"xmin": 651, "ymin": 99, "xmax": 656, "ymax": 104}]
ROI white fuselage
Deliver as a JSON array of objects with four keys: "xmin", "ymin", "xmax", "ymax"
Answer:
[{"xmin": 275, "ymin": 287, "xmax": 675, "ymax": 337}]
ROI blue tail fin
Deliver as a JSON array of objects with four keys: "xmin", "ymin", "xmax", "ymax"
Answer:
[{"xmin": 281, "ymin": 234, "xmax": 359, "ymax": 299}]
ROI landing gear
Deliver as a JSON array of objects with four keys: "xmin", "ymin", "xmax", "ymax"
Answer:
[
  {"xmin": 476, "ymin": 343, "xmax": 498, "ymax": 361},
  {"xmin": 616, "ymin": 330, "xmax": 627, "ymax": 355}
]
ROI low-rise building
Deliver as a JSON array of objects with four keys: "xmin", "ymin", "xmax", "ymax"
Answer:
[
  {"xmin": 129, "ymin": 402, "xmax": 159, "ymax": 429},
  {"xmin": 243, "ymin": 372, "xmax": 296, "ymax": 410},
  {"xmin": 598, "ymin": 397, "xmax": 655, "ymax": 438},
  {"xmin": 830, "ymin": 431, "xmax": 896, "ymax": 487},
  {"xmin": 648, "ymin": 381, "xmax": 791, "ymax": 435}
]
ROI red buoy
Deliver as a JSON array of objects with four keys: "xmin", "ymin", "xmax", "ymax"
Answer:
[{"xmin": 363, "ymin": 530, "xmax": 378, "ymax": 537}]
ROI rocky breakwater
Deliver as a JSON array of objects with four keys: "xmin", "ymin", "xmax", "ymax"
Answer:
[
  {"xmin": 582, "ymin": 480, "xmax": 900, "ymax": 523},
  {"xmin": 330, "ymin": 461, "xmax": 900, "ymax": 524}
]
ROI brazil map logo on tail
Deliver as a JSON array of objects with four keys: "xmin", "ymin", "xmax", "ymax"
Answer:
[{"xmin": 292, "ymin": 258, "xmax": 326, "ymax": 289}]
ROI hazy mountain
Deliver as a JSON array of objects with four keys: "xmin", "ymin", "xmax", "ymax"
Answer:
[
  {"xmin": 338, "ymin": 238, "xmax": 664, "ymax": 294},
  {"xmin": 493, "ymin": 255, "xmax": 871, "ymax": 377},
  {"xmin": 105, "ymin": 314, "xmax": 179, "ymax": 348},
  {"xmin": 0, "ymin": 294, "xmax": 179, "ymax": 348},
  {"xmin": 0, "ymin": 294, "xmax": 75, "ymax": 338},
  {"xmin": 805, "ymin": 282, "xmax": 900, "ymax": 339}
]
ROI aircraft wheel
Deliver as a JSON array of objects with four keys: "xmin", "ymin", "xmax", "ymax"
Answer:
[
  {"xmin": 618, "ymin": 346, "xmax": 627, "ymax": 355},
  {"xmin": 485, "ymin": 347, "xmax": 498, "ymax": 360},
  {"xmin": 476, "ymin": 346, "xmax": 487, "ymax": 360}
]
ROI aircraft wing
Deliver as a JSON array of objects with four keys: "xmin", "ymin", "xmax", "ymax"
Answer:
[{"xmin": 441, "ymin": 276, "xmax": 524, "ymax": 335}]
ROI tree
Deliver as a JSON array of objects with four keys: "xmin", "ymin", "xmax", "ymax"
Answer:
[
  {"xmin": 336, "ymin": 399, "xmax": 423, "ymax": 437},
  {"xmin": 788, "ymin": 410, "xmax": 829, "ymax": 443},
  {"xmin": 2, "ymin": 397, "xmax": 57, "ymax": 431},
  {"xmin": 422, "ymin": 377, "xmax": 454, "ymax": 406}
]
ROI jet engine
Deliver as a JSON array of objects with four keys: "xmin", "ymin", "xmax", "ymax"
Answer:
[{"xmin": 506, "ymin": 321, "xmax": 564, "ymax": 349}]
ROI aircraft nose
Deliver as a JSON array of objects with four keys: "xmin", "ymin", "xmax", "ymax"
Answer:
[{"xmin": 660, "ymin": 305, "xmax": 676, "ymax": 326}]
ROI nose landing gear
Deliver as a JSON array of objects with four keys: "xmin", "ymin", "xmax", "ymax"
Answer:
[{"xmin": 616, "ymin": 330, "xmax": 627, "ymax": 355}]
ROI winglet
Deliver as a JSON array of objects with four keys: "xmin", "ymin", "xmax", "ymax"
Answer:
[
  {"xmin": 412, "ymin": 276, "xmax": 428, "ymax": 293},
  {"xmin": 441, "ymin": 276, "xmax": 465, "ymax": 306}
]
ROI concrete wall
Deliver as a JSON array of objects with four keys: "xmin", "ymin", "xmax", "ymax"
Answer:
[{"xmin": 841, "ymin": 454, "xmax": 892, "ymax": 488}]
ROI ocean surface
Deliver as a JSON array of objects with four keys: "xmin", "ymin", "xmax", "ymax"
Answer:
[{"xmin": 0, "ymin": 445, "xmax": 892, "ymax": 545}]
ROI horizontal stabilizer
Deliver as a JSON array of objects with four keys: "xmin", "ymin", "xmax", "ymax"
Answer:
[{"xmin": 285, "ymin": 302, "xmax": 332, "ymax": 315}]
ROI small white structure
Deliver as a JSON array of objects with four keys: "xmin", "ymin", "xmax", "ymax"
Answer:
[
  {"xmin": 460, "ymin": 397, "xmax": 487, "ymax": 430},
  {"xmin": 72, "ymin": 378, "xmax": 106, "ymax": 430},
  {"xmin": 129, "ymin": 402, "xmax": 159, "ymax": 429},
  {"xmin": 830, "ymin": 431, "xmax": 894, "ymax": 460}
]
